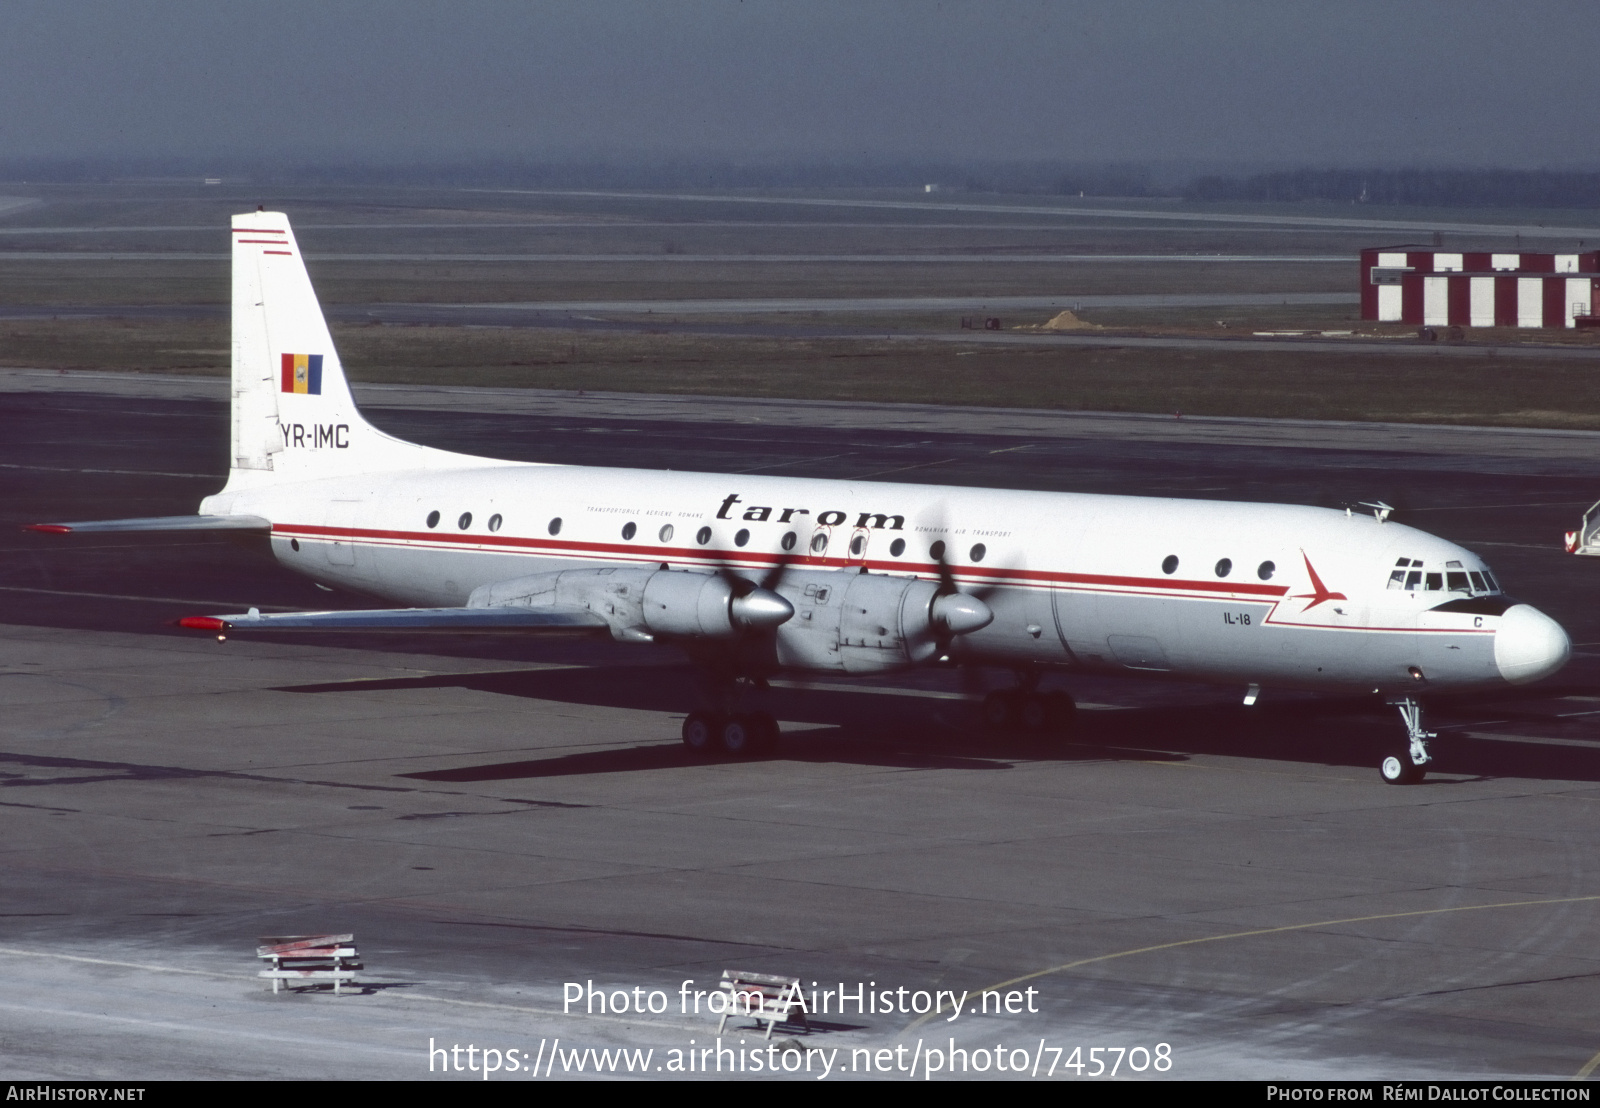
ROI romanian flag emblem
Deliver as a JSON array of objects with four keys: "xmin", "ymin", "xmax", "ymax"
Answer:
[{"xmin": 279, "ymin": 353, "xmax": 323, "ymax": 395}]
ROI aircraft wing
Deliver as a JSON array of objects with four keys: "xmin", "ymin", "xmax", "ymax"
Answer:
[
  {"xmin": 25, "ymin": 514, "xmax": 272, "ymax": 534},
  {"xmin": 175, "ymin": 606, "xmax": 610, "ymax": 635}
]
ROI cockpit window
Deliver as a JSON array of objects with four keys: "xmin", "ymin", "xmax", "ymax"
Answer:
[{"xmin": 1388, "ymin": 558, "xmax": 1501, "ymax": 594}]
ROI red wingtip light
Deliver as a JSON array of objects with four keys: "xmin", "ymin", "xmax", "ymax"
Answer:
[
  {"xmin": 176, "ymin": 616, "xmax": 229, "ymax": 631},
  {"xmin": 23, "ymin": 524, "xmax": 71, "ymax": 533}
]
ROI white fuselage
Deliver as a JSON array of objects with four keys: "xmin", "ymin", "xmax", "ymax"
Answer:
[{"xmin": 202, "ymin": 458, "xmax": 1568, "ymax": 696}]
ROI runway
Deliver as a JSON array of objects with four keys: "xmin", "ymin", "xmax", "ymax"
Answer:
[{"xmin": 4, "ymin": 372, "xmax": 1600, "ymax": 1079}]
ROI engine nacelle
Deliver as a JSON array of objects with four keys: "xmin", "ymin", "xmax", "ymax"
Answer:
[
  {"xmin": 773, "ymin": 569, "xmax": 992, "ymax": 674},
  {"xmin": 467, "ymin": 566, "xmax": 792, "ymax": 641}
]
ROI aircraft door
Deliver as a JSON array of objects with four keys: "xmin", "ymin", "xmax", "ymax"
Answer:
[
  {"xmin": 321, "ymin": 499, "xmax": 363, "ymax": 573},
  {"xmin": 1048, "ymin": 586, "xmax": 1084, "ymax": 667}
]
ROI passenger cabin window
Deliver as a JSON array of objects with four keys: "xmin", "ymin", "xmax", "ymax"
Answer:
[
  {"xmin": 488, "ymin": 514, "xmax": 502, "ymax": 532},
  {"xmin": 548, "ymin": 517, "xmax": 562, "ymax": 536},
  {"xmin": 659, "ymin": 524, "xmax": 674, "ymax": 542},
  {"xmin": 735, "ymin": 529, "xmax": 750, "ymax": 547},
  {"xmin": 696, "ymin": 526, "xmax": 712, "ymax": 545},
  {"xmin": 929, "ymin": 540, "xmax": 945, "ymax": 561},
  {"xmin": 970, "ymin": 543, "xmax": 986, "ymax": 562},
  {"xmin": 780, "ymin": 531, "xmax": 796, "ymax": 551},
  {"xmin": 621, "ymin": 522, "xmax": 636, "ymax": 540},
  {"xmin": 810, "ymin": 532, "xmax": 828, "ymax": 554},
  {"xmin": 850, "ymin": 534, "xmax": 865, "ymax": 555},
  {"xmin": 1257, "ymin": 560, "xmax": 1275, "ymax": 581},
  {"xmin": 426, "ymin": 510, "xmax": 440, "ymax": 529},
  {"xmin": 1215, "ymin": 558, "xmax": 1232, "ymax": 578},
  {"xmin": 1162, "ymin": 555, "xmax": 1178, "ymax": 574},
  {"xmin": 889, "ymin": 538, "xmax": 905, "ymax": 557},
  {"xmin": 458, "ymin": 512, "xmax": 472, "ymax": 530}
]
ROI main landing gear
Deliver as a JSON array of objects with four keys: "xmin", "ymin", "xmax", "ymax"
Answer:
[
  {"xmin": 981, "ymin": 674, "xmax": 1077, "ymax": 736},
  {"xmin": 1380, "ymin": 697, "xmax": 1434, "ymax": 785},
  {"xmin": 682, "ymin": 711, "xmax": 780, "ymax": 758}
]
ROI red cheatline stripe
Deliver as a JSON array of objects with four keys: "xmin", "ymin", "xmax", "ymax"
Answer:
[
  {"xmin": 270, "ymin": 522, "xmax": 1293, "ymax": 599},
  {"xmin": 233, "ymin": 227, "xmax": 286, "ymax": 233},
  {"xmin": 264, "ymin": 250, "xmax": 292, "ymax": 255},
  {"xmin": 267, "ymin": 521, "xmax": 1492, "ymax": 634},
  {"xmin": 237, "ymin": 239, "xmax": 288, "ymax": 244}
]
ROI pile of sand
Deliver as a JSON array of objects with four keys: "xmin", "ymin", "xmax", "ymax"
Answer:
[{"xmin": 1039, "ymin": 310, "xmax": 1098, "ymax": 331}]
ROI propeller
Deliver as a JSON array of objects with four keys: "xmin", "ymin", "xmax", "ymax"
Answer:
[
  {"xmin": 921, "ymin": 511, "xmax": 997, "ymax": 659},
  {"xmin": 702, "ymin": 548, "xmax": 796, "ymax": 632}
]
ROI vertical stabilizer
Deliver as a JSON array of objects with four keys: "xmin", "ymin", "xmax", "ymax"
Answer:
[{"xmin": 221, "ymin": 211, "xmax": 480, "ymax": 489}]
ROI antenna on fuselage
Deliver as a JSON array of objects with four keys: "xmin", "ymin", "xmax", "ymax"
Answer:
[{"xmin": 1344, "ymin": 501, "xmax": 1394, "ymax": 523}]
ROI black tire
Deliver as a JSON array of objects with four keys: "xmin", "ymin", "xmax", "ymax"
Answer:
[
  {"xmin": 1380, "ymin": 751, "xmax": 1425, "ymax": 785},
  {"xmin": 749, "ymin": 712, "xmax": 781, "ymax": 753},
  {"xmin": 682, "ymin": 711, "xmax": 719, "ymax": 756},
  {"xmin": 1017, "ymin": 693, "xmax": 1049, "ymax": 732},
  {"xmin": 719, "ymin": 714, "xmax": 756, "ymax": 757},
  {"xmin": 982, "ymin": 690, "xmax": 1015, "ymax": 731},
  {"xmin": 1044, "ymin": 690, "xmax": 1078, "ymax": 735}
]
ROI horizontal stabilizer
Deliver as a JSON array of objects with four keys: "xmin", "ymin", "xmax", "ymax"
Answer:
[
  {"xmin": 24, "ymin": 514, "xmax": 272, "ymax": 534},
  {"xmin": 174, "ymin": 606, "xmax": 609, "ymax": 635}
]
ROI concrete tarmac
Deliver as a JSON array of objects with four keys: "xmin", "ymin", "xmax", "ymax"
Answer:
[{"xmin": 4, "ymin": 374, "xmax": 1600, "ymax": 1080}]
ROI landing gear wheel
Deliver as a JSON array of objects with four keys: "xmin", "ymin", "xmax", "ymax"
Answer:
[
  {"xmin": 682, "ymin": 711, "xmax": 719, "ymax": 756},
  {"xmin": 747, "ymin": 712, "xmax": 780, "ymax": 753},
  {"xmin": 1044, "ymin": 690, "xmax": 1078, "ymax": 735},
  {"xmin": 1383, "ymin": 697, "xmax": 1434, "ymax": 785},
  {"xmin": 982, "ymin": 690, "xmax": 1016, "ymax": 731},
  {"xmin": 1380, "ymin": 751, "xmax": 1426, "ymax": 785},
  {"xmin": 719, "ymin": 714, "xmax": 757, "ymax": 757},
  {"xmin": 1017, "ymin": 693, "xmax": 1049, "ymax": 732}
]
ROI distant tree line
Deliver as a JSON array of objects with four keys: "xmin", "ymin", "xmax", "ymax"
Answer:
[{"xmin": 1184, "ymin": 168, "xmax": 1600, "ymax": 208}]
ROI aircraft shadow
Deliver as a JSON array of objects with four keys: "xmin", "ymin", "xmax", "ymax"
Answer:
[{"xmin": 273, "ymin": 663, "xmax": 1600, "ymax": 784}]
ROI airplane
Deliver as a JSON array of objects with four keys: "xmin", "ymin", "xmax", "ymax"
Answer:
[{"xmin": 26, "ymin": 210, "xmax": 1573, "ymax": 785}]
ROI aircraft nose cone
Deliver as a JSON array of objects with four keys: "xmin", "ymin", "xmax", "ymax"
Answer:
[
  {"xmin": 931, "ymin": 592, "xmax": 994, "ymax": 636},
  {"xmin": 729, "ymin": 588, "xmax": 794, "ymax": 631},
  {"xmin": 1495, "ymin": 604, "xmax": 1571, "ymax": 685}
]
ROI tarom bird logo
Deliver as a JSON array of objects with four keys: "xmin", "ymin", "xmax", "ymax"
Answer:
[{"xmin": 1293, "ymin": 551, "xmax": 1347, "ymax": 611}]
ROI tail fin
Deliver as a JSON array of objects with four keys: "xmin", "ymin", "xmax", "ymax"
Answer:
[{"xmin": 222, "ymin": 210, "xmax": 473, "ymax": 487}]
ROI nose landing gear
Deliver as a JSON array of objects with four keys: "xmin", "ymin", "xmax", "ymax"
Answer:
[{"xmin": 1380, "ymin": 698, "xmax": 1434, "ymax": 784}]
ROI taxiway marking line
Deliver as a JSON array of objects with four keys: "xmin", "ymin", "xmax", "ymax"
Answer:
[
  {"xmin": 767, "ymin": 678, "xmax": 1123, "ymax": 710},
  {"xmin": 0, "ymin": 461, "xmax": 216, "ymax": 479},
  {"xmin": 0, "ymin": 945, "xmax": 231, "ymax": 978},
  {"xmin": 1576, "ymin": 1049, "xmax": 1600, "ymax": 1080},
  {"xmin": 0, "ymin": 946, "xmax": 704, "ymax": 1032},
  {"xmin": 1463, "ymin": 731, "xmax": 1600, "ymax": 750},
  {"xmin": 0, "ymin": 584, "xmax": 304, "ymax": 610},
  {"xmin": 903, "ymin": 893, "xmax": 1600, "ymax": 1041}
]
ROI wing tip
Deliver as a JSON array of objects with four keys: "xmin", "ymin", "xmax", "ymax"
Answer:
[
  {"xmin": 174, "ymin": 616, "xmax": 230, "ymax": 631},
  {"xmin": 23, "ymin": 524, "xmax": 72, "ymax": 533}
]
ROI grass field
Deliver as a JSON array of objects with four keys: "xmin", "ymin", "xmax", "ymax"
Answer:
[
  {"xmin": 5, "ymin": 182, "xmax": 1600, "ymax": 428},
  {"xmin": 6, "ymin": 315, "xmax": 1600, "ymax": 428}
]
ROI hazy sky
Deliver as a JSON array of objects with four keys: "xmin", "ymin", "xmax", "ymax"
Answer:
[{"xmin": 4, "ymin": 1, "xmax": 1597, "ymax": 168}]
